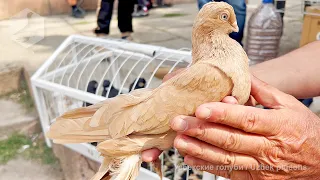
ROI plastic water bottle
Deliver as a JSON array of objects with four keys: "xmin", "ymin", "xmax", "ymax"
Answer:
[{"xmin": 245, "ymin": 0, "xmax": 283, "ymax": 65}]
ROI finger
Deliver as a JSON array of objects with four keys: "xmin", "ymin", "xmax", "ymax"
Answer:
[
  {"xmin": 250, "ymin": 75, "xmax": 295, "ymax": 109},
  {"xmin": 221, "ymin": 96, "xmax": 239, "ymax": 104},
  {"xmin": 244, "ymin": 95, "xmax": 258, "ymax": 106},
  {"xmin": 178, "ymin": 151, "xmax": 187, "ymax": 157},
  {"xmin": 163, "ymin": 68, "xmax": 186, "ymax": 82},
  {"xmin": 170, "ymin": 116, "xmax": 269, "ymax": 155},
  {"xmin": 195, "ymin": 102, "xmax": 282, "ymax": 135},
  {"xmin": 176, "ymin": 132, "xmax": 187, "ymax": 157},
  {"xmin": 142, "ymin": 148, "xmax": 162, "ymax": 162},
  {"xmin": 174, "ymin": 135, "xmax": 259, "ymax": 169}
]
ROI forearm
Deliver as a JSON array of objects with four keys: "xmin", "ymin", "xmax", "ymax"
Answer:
[{"xmin": 250, "ymin": 41, "xmax": 320, "ymax": 99}]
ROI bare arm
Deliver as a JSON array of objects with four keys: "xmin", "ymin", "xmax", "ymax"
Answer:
[{"xmin": 250, "ymin": 41, "xmax": 320, "ymax": 99}]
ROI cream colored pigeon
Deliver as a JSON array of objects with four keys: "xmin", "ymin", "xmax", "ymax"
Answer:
[{"xmin": 47, "ymin": 2, "xmax": 251, "ymax": 180}]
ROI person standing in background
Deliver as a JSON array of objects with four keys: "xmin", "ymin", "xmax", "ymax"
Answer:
[
  {"xmin": 197, "ymin": 0, "xmax": 247, "ymax": 45},
  {"xmin": 156, "ymin": 0, "xmax": 173, "ymax": 7},
  {"xmin": 132, "ymin": 0, "xmax": 149, "ymax": 18},
  {"xmin": 67, "ymin": 0, "xmax": 86, "ymax": 18},
  {"xmin": 94, "ymin": 0, "xmax": 135, "ymax": 40},
  {"xmin": 274, "ymin": 0, "xmax": 286, "ymax": 19}
]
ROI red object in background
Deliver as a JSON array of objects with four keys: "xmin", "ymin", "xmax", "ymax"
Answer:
[{"xmin": 146, "ymin": 0, "xmax": 153, "ymax": 9}]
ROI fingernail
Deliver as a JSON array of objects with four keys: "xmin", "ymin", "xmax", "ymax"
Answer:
[
  {"xmin": 145, "ymin": 156, "xmax": 153, "ymax": 162},
  {"xmin": 184, "ymin": 156, "xmax": 194, "ymax": 166},
  {"xmin": 142, "ymin": 153, "xmax": 154, "ymax": 162},
  {"xmin": 198, "ymin": 107, "xmax": 212, "ymax": 119},
  {"xmin": 176, "ymin": 138, "xmax": 188, "ymax": 150},
  {"xmin": 171, "ymin": 118, "xmax": 188, "ymax": 132}
]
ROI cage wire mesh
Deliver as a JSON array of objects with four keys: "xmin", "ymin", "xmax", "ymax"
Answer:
[{"xmin": 31, "ymin": 35, "xmax": 220, "ymax": 180}]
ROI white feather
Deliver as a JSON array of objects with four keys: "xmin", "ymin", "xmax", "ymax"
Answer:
[{"xmin": 110, "ymin": 155, "xmax": 142, "ymax": 180}]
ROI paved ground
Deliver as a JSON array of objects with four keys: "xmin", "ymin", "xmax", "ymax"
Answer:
[
  {"xmin": 0, "ymin": 99, "xmax": 38, "ymax": 138},
  {"xmin": 0, "ymin": 3, "xmax": 197, "ymax": 74},
  {"xmin": 0, "ymin": 1, "xmax": 305, "ymax": 74}
]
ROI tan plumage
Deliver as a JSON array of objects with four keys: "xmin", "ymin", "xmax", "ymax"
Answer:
[{"xmin": 47, "ymin": 2, "xmax": 251, "ymax": 180}]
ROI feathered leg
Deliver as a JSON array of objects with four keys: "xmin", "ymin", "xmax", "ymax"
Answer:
[
  {"xmin": 91, "ymin": 155, "xmax": 142, "ymax": 180},
  {"xmin": 111, "ymin": 155, "xmax": 142, "ymax": 180},
  {"xmin": 152, "ymin": 157, "xmax": 163, "ymax": 180},
  {"xmin": 91, "ymin": 157, "xmax": 112, "ymax": 180}
]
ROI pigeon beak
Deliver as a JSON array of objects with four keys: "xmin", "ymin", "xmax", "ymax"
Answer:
[{"xmin": 232, "ymin": 21, "xmax": 239, "ymax": 33}]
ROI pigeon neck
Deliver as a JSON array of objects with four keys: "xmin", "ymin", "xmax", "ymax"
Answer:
[{"xmin": 191, "ymin": 30, "xmax": 229, "ymax": 64}]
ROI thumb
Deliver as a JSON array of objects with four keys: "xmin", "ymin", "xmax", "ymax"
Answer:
[{"xmin": 251, "ymin": 75, "xmax": 291, "ymax": 109}]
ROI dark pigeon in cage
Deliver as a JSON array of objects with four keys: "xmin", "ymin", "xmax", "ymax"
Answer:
[
  {"xmin": 83, "ymin": 81, "xmax": 99, "ymax": 147},
  {"xmin": 129, "ymin": 78, "xmax": 146, "ymax": 92},
  {"xmin": 91, "ymin": 142, "xmax": 98, "ymax": 146},
  {"xmin": 102, "ymin": 80, "xmax": 120, "ymax": 98},
  {"xmin": 83, "ymin": 80, "xmax": 98, "ymax": 107},
  {"xmin": 141, "ymin": 162, "xmax": 150, "ymax": 169}
]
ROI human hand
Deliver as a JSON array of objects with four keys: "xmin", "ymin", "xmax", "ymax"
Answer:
[{"xmin": 170, "ymin": 76, "xmax": 320, "ymax": 179}]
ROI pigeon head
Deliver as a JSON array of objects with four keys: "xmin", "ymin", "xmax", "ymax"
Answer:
[
  {"xmin": 103, "ymin": 80, "xmax": 111, "ymax": 88},
  {"xmin": 193, "ymin": 2, "xmax": 238, "ymax": 34},
  {"xmin": 87, "ymin": 80, "xmax": 98, "ymax": 93},
  {"xmin": 137, "ymin": 78, "xmax": 146, "ymax": 88}
]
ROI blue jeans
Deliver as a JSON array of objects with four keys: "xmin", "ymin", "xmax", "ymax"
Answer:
[{"xmin": 197, "ymin": 0, "xmax": 246, "ymax": 45}]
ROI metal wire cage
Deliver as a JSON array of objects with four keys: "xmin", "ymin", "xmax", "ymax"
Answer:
[{"xmin": 31, "ymin": 35, "xmax": 221, "ymax": 180}]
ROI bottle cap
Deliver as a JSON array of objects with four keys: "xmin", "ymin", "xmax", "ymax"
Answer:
[{"xmin": 263, "ymin": 0, "xmax": 273, "ymax": 3}]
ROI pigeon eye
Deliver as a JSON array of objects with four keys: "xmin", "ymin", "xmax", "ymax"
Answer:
[{"xmin": 220, "ymin": 13, "xmax": 229, "ymax": 21}]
